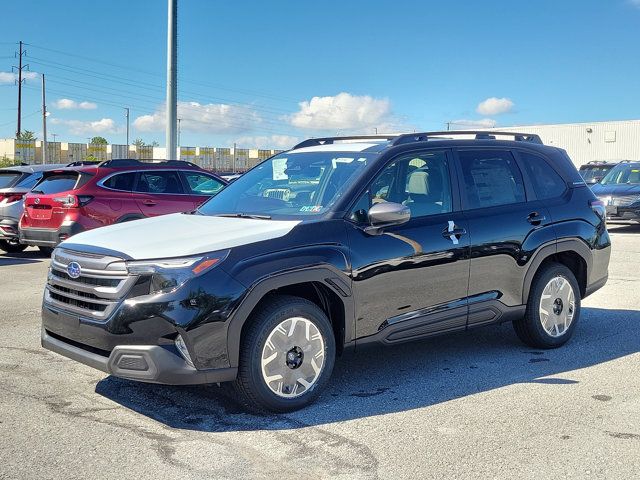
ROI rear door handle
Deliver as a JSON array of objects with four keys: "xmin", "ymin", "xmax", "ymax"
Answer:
[
  {"xmin": 143, "ymin": 200, "xmax": 157, "ymax": 206},
  {"xmin": 527, "ymin": 212, "xmax": 546, "ymax": 225}
]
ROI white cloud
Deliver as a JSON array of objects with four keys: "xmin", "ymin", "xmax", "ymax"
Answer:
[
  {"xmin": 450, "ymin": 118, "xmax": 497, "ymax": 129},
  {"xmin": 0, "ymin": 70, "xmax": 38, "ymax": 85},
  {"xmin": 53, "ymin": 98, "xmax": 97, "ymax": 110},
  {"xmin": 288, "ymin": 92, "xmax": 392, "ymax": 131},
  {"xmin": 476, "ymin": 97, "xmax": 514, "ymax": 116},
  {"xmin": 234, "ymin": 135, "xmax": 300, "ymax": 150},
  {"xmin": 50, "ymin": 117, "xmax": 120, "ymax": 135},
  {"xmin": 134, "ymin": 101, "xmax": 261, "ymax": 134}
]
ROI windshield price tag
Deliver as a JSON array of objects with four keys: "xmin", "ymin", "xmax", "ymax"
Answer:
[{"xmin": 272, "ymin": 158, "xmax": 288, "ymax": 180}]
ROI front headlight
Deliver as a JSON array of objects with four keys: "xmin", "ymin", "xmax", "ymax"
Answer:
[{"xmin": 126, "ymin": 250, "xmax": 229, "ymax": 295}]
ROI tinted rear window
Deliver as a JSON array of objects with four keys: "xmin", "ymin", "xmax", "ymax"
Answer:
[
  {"xmin": 0, "ymin": 171, "xmax": 22, "ymax": 188},
  {"xmin": 33, "ymin": 173, "xmax": 79, "ymax": 194}
]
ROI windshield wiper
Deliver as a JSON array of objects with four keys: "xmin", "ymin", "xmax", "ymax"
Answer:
[
  {"xmin": 31, "ymin": 190, "xmax": 44, "ymax": 194},
  {"xmin": 215, "ymin": 213, "xmax": 272, "ymax": 220}
]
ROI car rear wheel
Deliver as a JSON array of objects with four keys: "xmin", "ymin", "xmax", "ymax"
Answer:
[
  {"xmin": 514, "ymin": 262, "xmax": 581, "ymax": 349},
  {"xmin": 232, "ymin": 295, "xmax": 335, "ymax": 413},
  {"xmin": 0, "ymin": 239, "xmax": 27, "ymax": 254}
]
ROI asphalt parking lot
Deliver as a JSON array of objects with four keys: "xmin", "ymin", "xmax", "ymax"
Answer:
[{"xmin": 0, "ymin": 224, "xmax": 639, "ymax": 480}]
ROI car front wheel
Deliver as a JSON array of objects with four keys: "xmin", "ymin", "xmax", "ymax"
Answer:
[
  {"xmin": 232, "ymin": 295, "xmax": 336, "ymax": 413},
  {"xmin": 0, "ymin": 239, "xmax": 27, "ymax": 254}
]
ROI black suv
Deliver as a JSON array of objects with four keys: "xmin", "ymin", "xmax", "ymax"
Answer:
[
  {"xmin": 41, "ymin": 131, "xmax": 611, "ymax": 412},
  {"xmin": 578, "ymin": 160, "xmax": 618, "ymax": 185}
]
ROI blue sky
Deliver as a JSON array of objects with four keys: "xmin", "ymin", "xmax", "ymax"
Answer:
[{"xmin": 0, "ymin": 0, "xmax": 639, "ymax": 149}]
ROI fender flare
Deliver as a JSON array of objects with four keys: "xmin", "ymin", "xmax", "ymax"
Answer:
[
  {"xmin": 225, "ymin": 266, "xmax": 354, "ymax": 368},
  {"xmin": 521, "ymin": 238, "xmax": 593, "ymax": 303}
]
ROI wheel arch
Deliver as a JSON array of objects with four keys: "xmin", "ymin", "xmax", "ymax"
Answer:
[
  {"xmin": 226, "ymin": 267, "xmax": 354, "ymax": 368},
  {"xmin": 522, "ymin": 239, "xmax": 592, "ymax": 303}
]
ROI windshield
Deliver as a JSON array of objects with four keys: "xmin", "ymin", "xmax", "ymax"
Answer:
[
  {"xmin": 197, "ymin": 151, "xmax": 375, "ymax": 218},
  {"xmin": 579, "ymin": 165, "xmax": 612, "ymax": 183},
  {"xmin": 600, "ymin": 164, "xmax": 640, "ymax": 185},
  {"xmin": 32, "ymin": 173, "xmax": 80, "ymax": 194},
  {"xmin": 0, "ymin": 171, "xmax": 23, "ymax": 189}
]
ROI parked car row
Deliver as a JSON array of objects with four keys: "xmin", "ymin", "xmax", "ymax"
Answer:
[{"xmin": 0, "ymin": 159, "xmax": 227, "ymax": 254}]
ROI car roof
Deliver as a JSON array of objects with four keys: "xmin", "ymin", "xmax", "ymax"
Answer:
[{"xmin": 0, "ymin": 163, "xmax": 69, "ymax": 173}]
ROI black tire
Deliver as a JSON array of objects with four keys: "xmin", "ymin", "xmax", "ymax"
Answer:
[
  {"xmin": 513, "ymin": 262, "xmax": 581, "ymax": 349},
  {"xmin": 38, "ymin": 246, "xmax": 54, "ymax": 256},
  {"xmin": 0, "ymin": 239, "xmax": 27, "ymax": 254},
  {"xmin": 232, "ymin": 295, "xmax": 336, "ymax": 413}
]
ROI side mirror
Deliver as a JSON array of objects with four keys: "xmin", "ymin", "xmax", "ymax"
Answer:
[{"xmin": 365, "ymin": 202, "xmax": 411, "ymax": 234}]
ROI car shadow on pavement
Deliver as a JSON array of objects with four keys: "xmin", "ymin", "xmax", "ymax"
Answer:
[
  {"xmin": 96, "ymin": 306, "xmax": 640, "ymax": 431},
  {"xmin": 607, "ymin": 224, "xmax": 640, "ymax": 234},
  {"xmin": 0, "ymin": 250, "xmax": 47, "ymax": 266}
]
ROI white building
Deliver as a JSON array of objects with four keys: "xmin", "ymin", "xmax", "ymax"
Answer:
[{"xmin": 491, "ymin": 120, "xmax": 640, "ymax": 167}]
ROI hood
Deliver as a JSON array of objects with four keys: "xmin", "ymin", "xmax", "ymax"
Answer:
[
  {"xmin": 60, "ymin": 213, "xmax": 301, "ymax": 259},
  {"xmin": 591, "ymin": 183, "xmax": 640, "ymax": 196}
]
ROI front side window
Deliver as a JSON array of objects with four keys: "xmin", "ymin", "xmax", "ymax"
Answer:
[
  {"xmin": 459, "ymin": 150, "xmax": 525, "ymax": 209},
  {"xmin": 197, "ymin": 151, "xmax": 374, "ymax": 218},
  {"xmin": 519, "ymin": 152, "xmax": 566, "ymax": 199},
  {"xmin": 183, "ymin": 172, "xmax": 225, "ymax": 195},
  {"xmin": 136, "ymin": 171, "xmax": 184, "ymax": 194},
  {"xmin": 350, "ymin": 150, "xmax": 453, "ymax": 223},
  {"xmin": 600, "ymin": 164, "xmax": 640, "ymax": 185}
]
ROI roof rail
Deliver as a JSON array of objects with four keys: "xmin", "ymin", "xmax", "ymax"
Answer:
[
  {"xmin": 97, "ymin": 159, "xmax": 201, "ymax": 169},
  {"xmin": 391, "ymin": 130, "xmax": 543, "ymax": 146},
  {"xmin": 293, "ymin": 135, "xmax": 397, "ymax": 150}
]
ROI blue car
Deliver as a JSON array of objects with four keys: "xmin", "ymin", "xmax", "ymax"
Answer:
[{"xmin": 591, "ymin": 161, "xmax": 640, "ymax": 223}]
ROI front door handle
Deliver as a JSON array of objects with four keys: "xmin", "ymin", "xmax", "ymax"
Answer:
[
  {"xmin": 143, "ymin": 199, "xmax": 157, "ymax": 206},
  {"xmin": 527, "ymin": 212, "xmax": 546, "ymax": 225},
  {"xmin": 442, "ymin": 221, "xmax": 466, "ymax": 244}
]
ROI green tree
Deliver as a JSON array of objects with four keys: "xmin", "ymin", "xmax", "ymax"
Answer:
[
  {"xmin": 17, "ymin": 130, "xmax": 36, "ymax": 141},
  {"xmin": 133, "ymin": 138, "xmax": 145, "ymax": 147},
  {"xmin": 89, "ymin": 136, "xmax": 108, "ymax": 145}
]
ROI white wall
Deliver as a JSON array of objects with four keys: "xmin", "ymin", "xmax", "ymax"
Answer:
[{"xmin": 492, "ymin": 120, "xmax": 640, "ymax": 166}]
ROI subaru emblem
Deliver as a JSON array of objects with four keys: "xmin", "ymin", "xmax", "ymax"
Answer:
[
  {"xmin": 67, "ymin": 261, "xmax": 82, "ymax": 279},
  {"xmin": 34, "ymin": 197, "xmax": 40, "ymax": 204}
]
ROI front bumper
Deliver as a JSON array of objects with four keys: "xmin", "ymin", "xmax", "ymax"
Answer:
[
  {"xmin": 19, "ymin": 222, "xmax": 85, "ymax": 247},
  {"xmin": 605, "ymin": 205, "xmax": 640, "ymax": 223},
  {"xmin": 42, "ymin": 328, "xmax": 237, "ymax": 385}
]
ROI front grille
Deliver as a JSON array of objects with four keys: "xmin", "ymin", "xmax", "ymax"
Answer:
[{"xmin": 45, "ymin": 248, "xmax": 138, "ymax": 321}]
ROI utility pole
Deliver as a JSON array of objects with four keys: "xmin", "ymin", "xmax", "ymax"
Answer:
[
  {"xmin": 177, "ymin": 118, "xmax": 181, "ymax": 147},
  {"xmin": 233, "ymin": 142, "xmax": 237, "ymax": 173},
  {"xmin": 446, "ymin": 122, "xmax": 451, "ymax": 131},
  {"xmin": 51, "ymin": 133, "xmax": 57, "ymax": 142},
  {"xmin": 165, "ymin": 0, "xmax": 178, "ymax": 160},
  {"xmin": 124, "ymin": 107, "xmax": 130, "ymax": 146},
  {"xmin": 41, "ymin": 73, "xmax": 48, "ymax": 164},
  {"xmin": 14, "ymin": 41, "xmax": 27, "ymax": 138}
]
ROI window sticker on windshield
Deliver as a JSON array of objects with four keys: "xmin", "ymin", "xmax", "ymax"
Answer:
[
  {"xmin": 272, "ymin": 158, "xmax": 288, "ymax": 180},
  {"xmin": 332, "ymin": 157, "xmax": 356, "ymax": 168},
  {"xmin": 300, "ymin": 205, "xmax": 322, "ymax": 213},
  {"xmin": 632, "ymin": 169, "xmax": 640, "ymax": 173}
]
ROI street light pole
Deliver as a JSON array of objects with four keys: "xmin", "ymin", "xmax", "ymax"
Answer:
[
  {"xmin": 165, "ymin": 0, "xmax": 178, "ymax": 160},
  {"xmin": 124, "ymin": 107, "xmax": 130, "ymax": 146},
  {"xmin": 41, "ymin": 73, "xmax": 48, "ymax": 164}
]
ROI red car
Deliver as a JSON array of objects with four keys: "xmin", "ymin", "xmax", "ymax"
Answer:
[{"xmin": 19, "ymin": 159, "xmax": 227, "ymax": 253}]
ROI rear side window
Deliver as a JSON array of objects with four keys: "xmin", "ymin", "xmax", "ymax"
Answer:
[
  {"xmin": 519, "ymin": 152, "xmax": 567, "ymax": 199},
  {"xmin": 459, "ymin": 150, "xmax": 526, "ymax": 209},
  {"xmin": 136, "ymin": 171, "xmax": 184, "ymax": 194},
  {"xmin": 182, "ymin": 171, "xmax": 225, "ymax": 195},
  {"xmin": 0, "ymin": 171, "xmax": 22, "ymax": 188},
  {"xmin": 32, "ymin": 173, "xmax": 79, "ymax": 194},
  {"xmin": 103, "ymin": 172, "xmax": 136, "ymax": 191}
]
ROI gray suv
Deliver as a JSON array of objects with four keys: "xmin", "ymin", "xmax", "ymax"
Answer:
[{"xmin": 0, "ymin": 164, "xmax": 67, "ymax": 253}]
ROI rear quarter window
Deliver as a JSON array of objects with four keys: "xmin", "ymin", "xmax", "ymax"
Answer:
[{"xmin": 518, "ymin": 151, "xmax": 567, "ymax": 199}]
